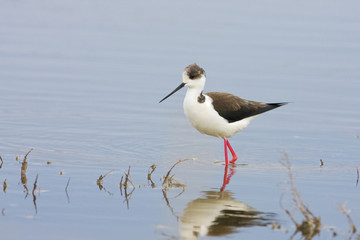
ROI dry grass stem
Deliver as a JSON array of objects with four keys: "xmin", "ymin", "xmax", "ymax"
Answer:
[
  {"xmin": 3, "ymin": 179, "xmax": 7, "ymax": 193},
  {"xmin": 32, "ymin": 174, "xmax": 39, "ymax": 214},
  {"xmin": 119, "ymin": 176, "xmax": 124, "ymax": 195},
  {"xmin": 20, "ymin": 149, "xmax": 33, "ymax": 198},
  {"xmin": 339, "ymin": 202, "xmax": 358, "ymax": 239},
  {"xmin": 160, "ymin": 158, "xmax": 187, "ymax": 218},
  {"xmin": 124, "ymin": 166, "xmax": 135, "ymax": 189},
  {"xmin": 162, "ymin": 159, "xmax": 189, "ymax": 191},
  {"xmin": 148, "ymin": 164, "xmax": 156, "ymax": 179},
  {"xmin": 123, "ymin": 187, "xmax": 135, "ymax": 209},
  {"xmin": 96, "ymin": 169, "xmax": 114, "ymax": 187},
  {"xmin": 24, "ymin": 148, "xmax": 33, "ymax": 162},
  {"xmin": 161, "ymin": 189, "xmax": 178, "ymax": 219},
  {"xmin": 280, "ymin": 151, "xmax": 322, "ymax": 240},
  {"xmin": 119, "ymin": 166, "xmax": 135, "ymax": 209},
  {"xmin": 148, "ymin": 164, "xmax": 156, "ymax": 188},
  {"xmin": 21, "ymin": 160, "xmax": 28, "ymax": 185},
  {"xmin": 65, "ymin": 177, "xmax": 71, "ymax": 203},
  {"xmin": 96, "ymin": 170, "xmax": 114, "ymax": 196}
]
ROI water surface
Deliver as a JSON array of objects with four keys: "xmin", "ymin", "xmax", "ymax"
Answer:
[{"xmin": 1, "ymin": 0, "xmax": 360, "ymax": 239}]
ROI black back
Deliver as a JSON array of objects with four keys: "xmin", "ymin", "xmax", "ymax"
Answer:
[{"xmin": 206, "ymin": 92, "xmax": 287, "ymax": 123}]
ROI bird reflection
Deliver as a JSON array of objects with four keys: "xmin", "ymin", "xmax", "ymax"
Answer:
[
  {"xmin": 220, "ymin": 165, "xmax": 236, "ymax": 192},
  {"xmin": 179, "ymin": 191, "xmax": 275, "ymax": 240}
]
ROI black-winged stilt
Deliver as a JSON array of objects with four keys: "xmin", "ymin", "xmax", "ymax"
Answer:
[{"xmin": 160, "ymin": 63, "xmax": 287, "ymax": 165}]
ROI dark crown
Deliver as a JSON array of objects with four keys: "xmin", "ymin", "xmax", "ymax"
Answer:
[{"xmin": 185, "ymin": 63, "xmax": 205, "ymax": 80}]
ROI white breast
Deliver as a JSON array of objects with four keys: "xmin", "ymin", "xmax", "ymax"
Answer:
[{"xmin": 183, "ymin": 90, "xmax": 253, "ymax": 138}]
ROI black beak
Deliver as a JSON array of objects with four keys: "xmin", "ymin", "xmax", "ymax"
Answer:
[{"xmin": 159, "ymin": 82, "xmax": 186, "ymax": 103}]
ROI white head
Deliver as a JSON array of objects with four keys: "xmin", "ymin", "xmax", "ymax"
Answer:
[
  {"xmin": 159, "ymin": 63, "xmax": 206, "ymax": 103},
  {"xmin": 182, "ymin": 63, "xmax": 206, "ymax": 89}
]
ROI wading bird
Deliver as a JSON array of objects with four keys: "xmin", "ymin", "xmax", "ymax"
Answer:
[{"xmin": 160, "ymin": 63, "xmax": 287, "ymax": 165}]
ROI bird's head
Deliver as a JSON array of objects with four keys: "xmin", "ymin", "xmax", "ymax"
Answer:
[{"xmin": 159, "ymin": 63, "xmax": 206, "ymax": 103}]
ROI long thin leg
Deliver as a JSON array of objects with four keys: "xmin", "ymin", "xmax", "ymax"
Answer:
[
  {"xmin": 224, "ymin": 138, "xmax": 229, "ymax": 165},
  {"xmin": 224, "ymin": 138, "xmax": 237, "ymax": 164},
  {"xmin": 226, "ymin": 140, "xmax": 238, "ymax": 163}
]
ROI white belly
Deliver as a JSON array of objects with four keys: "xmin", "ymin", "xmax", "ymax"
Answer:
[{"xmin": 183, "ymin": 94, "xmax": 253, "ymax": 138}]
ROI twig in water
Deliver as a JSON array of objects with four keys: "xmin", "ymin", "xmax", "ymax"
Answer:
[
  {"xmin": 339, "ymin": 202, "xmax": 357, "ymax": 239},
  {"xmin": 32, "ymin": 174, "xmax": 38, "ymax": 195},
  {"xmin": 124, "ymin": 166, "xmax": 135, "ymax": 189},
  {"xmin": 0, "ymin": 155, "xmax": 3, "ymax": 168},
  {"xmin": 120, "ymin": 166, "xmax": 136, "ymax": 209},
  {"xmin": 123, "ymin": 187, "xmax": 135, "ymax": 209},
  {"xmin": 160, "ymin": 159, "xmax": 187, "ymax": 216},
  {"xmin": 119, "ymin": 176, "xmax": 124, "ymax": 196},
  {"xmin": 3, "ymin": 179, "xmax": 7, "ymax": 193},
  {"xmin": 96, "ymin": 169, "xmax": 114, "ymax": 190},
  {"xmin": 148, "ymin": 164, "xmax": 156, "ymax": 188},
  {"xmin": 20, "ymin": 149, "xmax": 33, "ymax": 198},
  {"xmin": 65, "ymin": 177, "xmax": 71, "ymax": 203},
  {"xmin": 21, "ymin": 160, "xmax": 28, "ymax": 185},
  {"xmin": 356, "ymin": 168, "xmax": 359, "ymax": 187},
  {"xmin": 162, "ymin": 159, "xmax": 189, "ymax": 188},
  {"xmin": 96, "ymin": 170, "xmax": 114, "ymax": 196},
  {"xmin": 32, "ymin": 174, "xmax": 39, "ymax": 214},
  {"xmin": 280, "ymin": 151, "xmax": 322, "ymax": 240},
  {"xmin": 162, "ymin": 189, "xmax": 178, "ymax": 219},
  {"xmin": 23, "ymin": 148, "xmax": 34, "ymax": 163}
]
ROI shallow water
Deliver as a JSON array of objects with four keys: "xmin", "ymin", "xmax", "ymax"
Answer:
[{"xmin": 1, "ymin": 0, "xmax": 360, "ymax": 239}]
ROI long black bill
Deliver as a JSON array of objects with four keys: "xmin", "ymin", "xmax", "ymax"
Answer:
[{"xmin": 159, "ymin": 82, "xmax": 185, "ymax": 103}]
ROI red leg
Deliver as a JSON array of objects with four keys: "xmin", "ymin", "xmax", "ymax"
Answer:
[
  {"xmin": 225, "ymin": 138, "xmax": 237, "ymax": 164},
  {"xmin": 224, "ymin": 138, "xmax": 229, "ymax": 165}
]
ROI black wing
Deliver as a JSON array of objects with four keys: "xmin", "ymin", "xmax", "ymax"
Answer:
[{"xmin": 206, "ymin": 92, "xmax": 287, "ymax": 123}]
